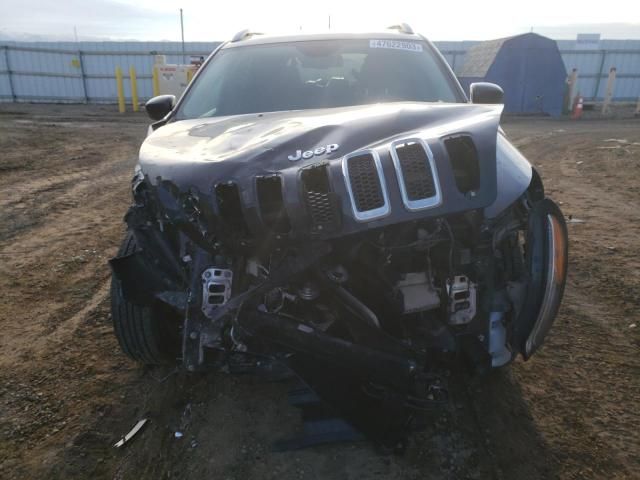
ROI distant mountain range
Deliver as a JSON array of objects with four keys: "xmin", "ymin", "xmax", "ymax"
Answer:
[
  {"xmin": 531, "ymin": 23, "xmax": 640, "ymax": 39},
  {"xmin": 1, "ymin": 23, "xmax": 638, "ymax": 42},
  {"xmin": 0, "ymin": 29, "xmax": 173, "ymax": 42}
]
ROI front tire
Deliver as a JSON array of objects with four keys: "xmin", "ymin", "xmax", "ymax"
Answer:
[{"xmin": 110, "ymin": 232, "xmax": 180, "ymax": 365}]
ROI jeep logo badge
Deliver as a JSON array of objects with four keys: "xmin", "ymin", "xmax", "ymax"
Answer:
[{"xmin": 288, "ymin": 143, "xmax": 339, "ymax": 162}]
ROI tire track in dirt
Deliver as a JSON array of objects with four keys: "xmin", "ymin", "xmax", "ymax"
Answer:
[{"xmin": 1, "ymin": 106, "xmax": 147, "ymax": 479}]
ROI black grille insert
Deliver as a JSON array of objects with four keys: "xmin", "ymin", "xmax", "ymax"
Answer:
[
  {"xmin": 395, "ymin": 142, "xmax": 436, "ymax": 200},
  {"xmin": 215, "ymin": 183, "xmax": 249, "ymax": 234},
  {"xmin": 301, "ymin": 164, "xmax": 339, "ymax": 233},
  {"xmin": 445, "ymin": 135, "xmax": 480, "ymax": 194},
  {"xmin": 346, "ymin": 153, "xmax": 385, "ymax": 212},
  {"xmin": 256, "ymin": 175, "xmax": 291, "ymax": 233}
]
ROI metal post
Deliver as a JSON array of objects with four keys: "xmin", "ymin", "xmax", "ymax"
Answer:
[
  {"xmin": 152, "ymin": 65, "xmax": 160, "ymax": 97},
  {"xmin": 3, "ymin": 46, "xmax": 16, "ymax": 101},
  {"xmin": 564, "ymin": 68, "xmax": 578, "ymax": 114},
  {"xmin": 601, "ymin": 67, "xmax": 616, "ymax": 115},
  {"xmin": 115, "ymin": 66, "xmax": 125, "ymax": 113},
  {"xmin": 568, "ymin": 68, "xmax": 578, "ymax": 105},
  {"xmin": 129, "ymin": 66, "xmax": 139, "ymax": 112},
  {"xmin": 180, "ymin": 9, "xmax": 186, "ymax": 64},
  {"xmin": 593, "ymin": 50, "xmax": 607, "ymax": 100},
  {"xmin": 78, "ymin": 50, "xmax": 88, "ymax": 103}
]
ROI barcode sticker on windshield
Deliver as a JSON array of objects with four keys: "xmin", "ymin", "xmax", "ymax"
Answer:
[{"xmin": 369, "ymin": 40, "xmax": 423, "ymax": 52}]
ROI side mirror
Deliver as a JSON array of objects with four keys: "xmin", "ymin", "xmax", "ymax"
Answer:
[
  {"xmin": 469, "ymin": 82, "xmax": 504, "ymax": 104},
  {"xmin": 145, "ymin": 95, "xmax": 176, "ymax": 121}
]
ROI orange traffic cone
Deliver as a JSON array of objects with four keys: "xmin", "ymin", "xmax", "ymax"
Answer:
[{"xmin": 571, "ymin": 94, "xmax": 584, "ymax": 120}]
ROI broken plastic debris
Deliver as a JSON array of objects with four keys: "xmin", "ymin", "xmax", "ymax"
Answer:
[
  {"xmin": 114, "ymin": 418, "xmax": 147, "ymax": 448},
  {"xmin": 174, "ymin": 431, "xmax": 184, "ymax": 439},
  {"xmin": 566, "ymin": 218, "xmax": 585, "ymax": 224}
]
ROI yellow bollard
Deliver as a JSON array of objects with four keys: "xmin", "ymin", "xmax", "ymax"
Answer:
[
  {"xmin": 129, "ymin": 66, "xmax": 139, "ymax": 112},
  {"xmin": 152, "ymin": 66, "xmax": 160, "ymax": 97},
  {"xmin": 187, "ymin": 68, "xmax": 194, "ymax": 84},
  {"xmin": 115, "ymin": 66, "xmax": 125, "ymax": 113}
]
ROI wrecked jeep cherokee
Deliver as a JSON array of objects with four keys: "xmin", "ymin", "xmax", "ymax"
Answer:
[{"xmin": 110, "ymin": 26, "xmax": 568, "ymax": 445}]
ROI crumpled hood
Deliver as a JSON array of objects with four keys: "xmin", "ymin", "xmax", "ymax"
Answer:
[{"xmin": 139, "ymin": 102, "xmax": 503, "ymax": 192}]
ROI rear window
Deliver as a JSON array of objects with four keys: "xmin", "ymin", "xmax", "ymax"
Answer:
[{"xmin": 177, "ymin": 39, "xmax": 461, "ymax": 119}]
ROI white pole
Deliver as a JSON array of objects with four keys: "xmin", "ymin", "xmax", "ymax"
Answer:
[
  {"xmin": 568, "ymin": 68, "xmax": 578, "ymax": 111},
  {"xmin": 601, "ymin": 67, "xmax": 616, "ymax": 115},
  {"xmin": 180, "ymin": 9, "xmax": 186, "ymax": 64}
]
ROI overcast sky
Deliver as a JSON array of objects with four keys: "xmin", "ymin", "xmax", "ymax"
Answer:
[{"xmin": 1, "ymin": 0, "xmax": 639, "ymax": 42}]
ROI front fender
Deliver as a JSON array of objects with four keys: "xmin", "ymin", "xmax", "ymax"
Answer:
[{"xmin": 484, "ymin": 133, "xmax": 533, "ymax": 218}]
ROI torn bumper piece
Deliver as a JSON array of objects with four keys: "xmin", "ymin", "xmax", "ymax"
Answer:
[
  {"xmin": 237, "ymin": 311, "xmax": 445, "ymax": 448},
  {"xmin": 109, "ymin": 249, "xmax": 187, "ymax": 310},
  {"xmin": 238, "ymin": 311, "xmax": 419, "ymax": 388}
]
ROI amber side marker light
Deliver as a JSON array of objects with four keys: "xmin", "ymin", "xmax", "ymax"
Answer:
[{"xmin": 526, "ymin": 212, "xmax": 568, "ymax": 357}]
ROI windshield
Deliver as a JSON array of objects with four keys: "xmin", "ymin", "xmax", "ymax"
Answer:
[{"xmin": 177, "ymin": 39, "xmax": 462, "ymax": 119}]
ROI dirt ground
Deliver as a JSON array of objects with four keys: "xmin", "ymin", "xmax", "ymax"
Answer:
[{"xmin": 0, "ymin": 104, "xmax": 638, "ymax": 480}]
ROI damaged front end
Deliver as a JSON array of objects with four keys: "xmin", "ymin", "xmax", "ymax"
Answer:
[{"xmin": 110, "ymin": 103, "xmax": 567, "ymax": 446}]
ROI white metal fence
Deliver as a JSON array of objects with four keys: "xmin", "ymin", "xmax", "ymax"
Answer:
[
  {"xmin": 1, "ymin": 39, "xmax": 639, "ymax": 104},
  {"xmin": 0, "ymin": 41, "xmax": 220, "ymax": 103}
]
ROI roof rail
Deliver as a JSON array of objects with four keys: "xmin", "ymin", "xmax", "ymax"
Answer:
[
  {"xmin": 231, "ymin": 29, "xmax": 264, "ymax": 42},
  {"xmin": 387, "ymin": 23, "xmax": 414, "ymax": 35}
]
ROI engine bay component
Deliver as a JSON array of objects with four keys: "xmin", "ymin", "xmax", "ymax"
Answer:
[
  {"xmin": 201, "ymin": 268, "xmax": 233, "ymax": 319},
  {"xmin": 395, "ymin": 272, "xmax": 440, "ymax": 313},
  {"xmin": 488, "ymin": 311, "xmax": 512, "ymax": 367},
  {"xmin": 447, "ymin": 275, "xmax": 477, "ymax": 325},
  {"xmin": 297, "ymin": 281, "xmax": 320, "ymax": 301}
]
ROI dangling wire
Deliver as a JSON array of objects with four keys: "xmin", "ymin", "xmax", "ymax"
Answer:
[{"xmin": 441, "ymin": 219, "xmax": 456, "ymax": 317}]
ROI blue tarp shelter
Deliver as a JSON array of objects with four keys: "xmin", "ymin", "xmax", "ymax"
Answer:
[{"xmin": 457, "ymin": 33, "xmax": 567, "ymax": 116}]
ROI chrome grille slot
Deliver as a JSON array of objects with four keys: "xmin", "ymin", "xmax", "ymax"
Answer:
[
  {"xmin": 395, "ymin": 142, "xmax": 436, "ymax": 199},
  {"xmin": 347, "ymin": 155, "xmax": 383, "ymax": 211},
  {"xmin": 390, "ymin": 138, "xmax": 442, "ymax": 211},
  {"xmin": 342, "ymin": 151, "xmax": 390, "ymax": 221}
]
